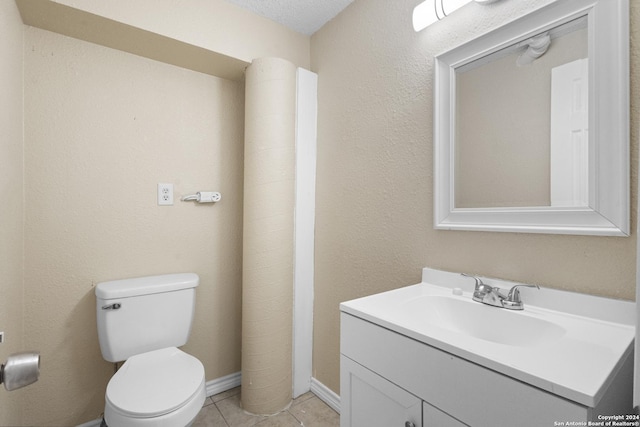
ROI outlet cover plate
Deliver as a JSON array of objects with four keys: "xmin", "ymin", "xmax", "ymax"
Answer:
[{"xmin": 157, "ymin": 183, "xmax": 174, "ymax": 206}]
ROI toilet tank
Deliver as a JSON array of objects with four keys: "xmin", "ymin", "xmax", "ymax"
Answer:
[{"xmin": 95, "ymin": 273, "xmax": 199, "ymax": 362}]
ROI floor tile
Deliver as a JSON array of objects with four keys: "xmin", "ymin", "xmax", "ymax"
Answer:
[
  {"xmin": 216, "ymin": 394, "xmax": 267, "ymax": 427},
  {"xmin": 288, "ymin": 396, "xmax": 340, "ymax": 426},
  {"xmin": 192, "ymin": 403, "xmax": 229, "ymax": 427},
  {"xmin": 197, "ymin": 387, "xmax": 339, "ymax": 427},
  {"xmin": 290, "ymin": 392, "xmax": 315, "ymax": 407},
  {"xmin": 212, "ymin": 386, "xmax": 241, "ymax": 403},
  {"xmin": 255, "ymin": 412, "xmax": 302, "ymax": 427}
]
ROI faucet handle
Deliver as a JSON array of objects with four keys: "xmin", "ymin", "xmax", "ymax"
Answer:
[
  {"xmin": 461, "ymin": 273, "xmax": 483, "ymax": 287},
  {"xmin": 461, "ymin": 273, "xmax": 493, "ymax": 293},
  {"xmin": 504, "ymin": 284, "xmax": 540, "ymax": 310},
  {"xmin": 462, "ymin": 273, "xmax": 494, "ymax": 303}
]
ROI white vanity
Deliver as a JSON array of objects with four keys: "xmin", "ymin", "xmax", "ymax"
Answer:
[
  {"xmin": 340, "ymin": 268, "xmax": 635, "ymax": 427},
  {"xmin": 341, "ymin": 0, "xmax": 636, "ymax": 424}
]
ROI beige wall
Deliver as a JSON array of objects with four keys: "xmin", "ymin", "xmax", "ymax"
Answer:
[
  {"xmin": 311, "ymin": 0, "xmax": 638, "ymax": 395},
  {"xmin": 22, "ymin": 27, "xmax": 244, "ymax": 426},
  {"xmin": 16, "ymin": 0, "xmax": 311, "ymax": 81},
  {"xmin": 52, "ymin": 0, "xmax": 311, "ymax": 69},
  {"xmin": 0, "ymin": 1, "xmax": 25, "ymax": 425}
]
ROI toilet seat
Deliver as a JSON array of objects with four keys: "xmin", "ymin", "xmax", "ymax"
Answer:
[{"xmin": 105, "ymin": 347, "xmax": 205, "ymax": 421}]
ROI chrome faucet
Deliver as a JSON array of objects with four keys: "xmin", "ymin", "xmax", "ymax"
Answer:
[
  {"xmin": 462, "ymin": 273, "xmax": 504, "ymax": 307},
  {"xmin": 461, "ymin": 273, "xmax": 539, "ymax": 310},
  {"xmin": 503, "ymin": 284, "xmax": 540, "ymax": 310}
]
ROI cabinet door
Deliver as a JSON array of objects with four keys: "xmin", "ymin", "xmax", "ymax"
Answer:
[
  {"xmin": 423, "ymin": 401, "xmax": 468, "ymax": 427},
  {"xmin": 341, "ymin": 355, "xmax": 422, "ymax": 427}
]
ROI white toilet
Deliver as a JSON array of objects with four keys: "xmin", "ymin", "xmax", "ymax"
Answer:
[{"xmin": 96, "ymin": 273, "xmax": 206, "ymax": 427}]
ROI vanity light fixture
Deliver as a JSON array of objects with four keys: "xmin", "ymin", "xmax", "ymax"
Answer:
[{"xmin": 412, "ymin": 0, "xmax": 502, "ymax": 32}]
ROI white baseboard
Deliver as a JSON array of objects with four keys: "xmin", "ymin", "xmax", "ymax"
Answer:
[
  {"xmin": 76, "ymin": 372, "xmax": 243, "ymax": 427},
  {"xmin": 310, "ymin": 377, "xmax": 341, "ymax": 414},
  {"xmin": 205, "ymin": 371, "xmax": 242, "ymax": 397}
]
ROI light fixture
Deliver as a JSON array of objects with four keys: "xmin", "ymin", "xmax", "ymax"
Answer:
[
  {"xmin": 516, "ymin": 32, "xmax": 551, "ymax": 66},
  {"xmin": 412, "ymin": 0, "xmax": 502, "ymax": 32}
]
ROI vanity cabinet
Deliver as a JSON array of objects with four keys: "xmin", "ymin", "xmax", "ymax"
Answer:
[
  {"xmin": 340, "ymin": 312, "xmax": 633, "ymax": 427},
  {"xmin": 341, "ymin": 356, "xmax": 422, "ymax": 427},
  {"xmin": 423, "ymin": 402, "xmax": 467, "ymax": 427},
  {"xmin": 341, "ymin": 351, "xmax": 465, "ymax": 427}
]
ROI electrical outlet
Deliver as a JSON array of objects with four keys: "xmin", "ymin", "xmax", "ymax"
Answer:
[{"xmin": 157, "ymin": 183, "xmax": 173, "ymax": 206}]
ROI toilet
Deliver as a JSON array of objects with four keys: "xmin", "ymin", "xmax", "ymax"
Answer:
[{"xmin": 95, "ymin": 273, "xmax": 206, "ymax": 427}]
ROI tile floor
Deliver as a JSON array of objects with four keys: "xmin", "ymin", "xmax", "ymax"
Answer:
[{"xmin": 192, "ymin": 387, "xmax": 340, "ymax": 427}]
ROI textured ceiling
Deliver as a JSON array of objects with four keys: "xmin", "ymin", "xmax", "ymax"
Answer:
[{"xmin": 224, "ymin": 0, "xmax": 354, "ymax": 35}]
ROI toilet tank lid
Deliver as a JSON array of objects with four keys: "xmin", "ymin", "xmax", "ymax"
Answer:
[{"xmin": 95, "ymin": 273, "xmax": 199, "ymax": 300}]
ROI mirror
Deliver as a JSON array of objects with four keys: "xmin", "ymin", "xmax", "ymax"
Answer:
[
  {"xmin": 456, "ymin": 18, "xmax": 588, "ymax": 209},
  {"xmin": 434, "ymin": 0, "xmax": 629, "ymax": 236}
]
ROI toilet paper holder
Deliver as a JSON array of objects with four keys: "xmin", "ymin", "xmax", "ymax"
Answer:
[{"xmin": 1, "ymin": 351, "xmax": 40, "ymax": 391}]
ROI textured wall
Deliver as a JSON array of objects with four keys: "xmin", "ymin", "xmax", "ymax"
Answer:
[
  {"xmin": 43, "ymin": 0, "xmax": 310, "ymax": 70},
  {"xmin": 242, "ymin": 57, "xmax": 297, "ymax": 415},
  {"xmin": 23, "ymin": 27, "xmax": 244, "ymax": 426},
  {"xmin": 311, "ymin": 0, "xmax": 638, "ymax": 395},
  {"xmin": 0, "ymin": 1, "xmax": 24, "ymax": 425}
]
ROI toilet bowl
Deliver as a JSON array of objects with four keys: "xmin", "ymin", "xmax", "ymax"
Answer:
[{"xmin": 104, "ymin": 347, "xmax": 206, "ymax": 427}]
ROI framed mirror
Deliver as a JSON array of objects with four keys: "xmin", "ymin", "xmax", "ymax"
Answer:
[{"xmin": 434, "ymin": 0, "xmax": 629, "ymax": 236}]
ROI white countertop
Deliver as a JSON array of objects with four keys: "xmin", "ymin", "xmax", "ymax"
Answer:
[{"xmin": 340, "ymin": 268, "xmax": 635, "ymax": 407}]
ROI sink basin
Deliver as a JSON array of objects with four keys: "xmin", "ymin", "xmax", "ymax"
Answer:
[
  {"xmin": 400, "ymin": 295, "xmax": 566, "ymax": 347},
  {"xmin": 340, "ymin": 268, "xmax": 635, "ymax": 408}
]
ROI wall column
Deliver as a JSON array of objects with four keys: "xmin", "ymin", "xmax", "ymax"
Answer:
[{"xmin": 242, "ymin": 57, "xmax": 297, "ymax": 415}]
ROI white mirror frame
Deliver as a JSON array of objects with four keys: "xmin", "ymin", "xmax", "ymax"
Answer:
[{"xmin": 434, "ymin": 0, "xmax": 629, "ymax": 236}]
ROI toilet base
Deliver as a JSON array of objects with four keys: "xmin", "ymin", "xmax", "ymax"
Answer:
[
  {"xmin": 100, "ymin": 416, "xmax": 199, "ymax": 427},
  {"xmin": 100, "ymin": 415, "xmax": 199, "ymax": 427}
]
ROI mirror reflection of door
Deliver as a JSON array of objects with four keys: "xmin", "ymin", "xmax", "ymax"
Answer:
[{"xmin": 550, "ymin": 58, "xmax": 589, "ymax": 207}]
